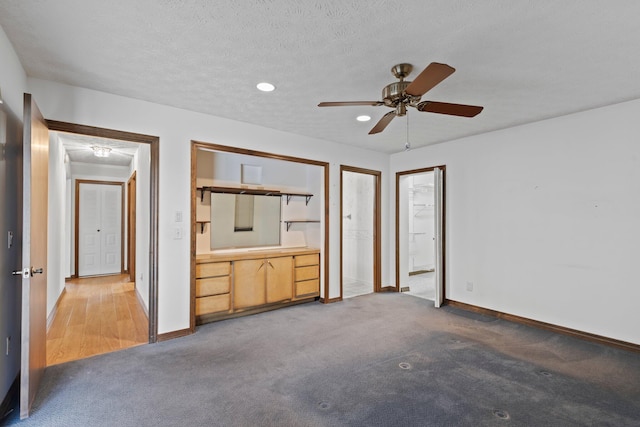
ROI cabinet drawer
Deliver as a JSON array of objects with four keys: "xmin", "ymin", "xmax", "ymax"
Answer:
[
  {"xmin": 296, "ymin": 279, "xmax": 319, "ymax": 298},
  {"xmin": 295, "ymin": 254, "xmax": 319, "ymax": 267},
  {"xmin": 196, "ymin": 294, "xmax": 230, "ymax": 315},
  {"xmin": 295, "ymin": 265, "xmax": 318, "ymax": 282},
  {"xmin": 196, "ymin": 261, "xmax": 230, "ymax": 278},
  {"xmin": 196, "ymin": 276, "xmax": 230, "ymax": 297}
]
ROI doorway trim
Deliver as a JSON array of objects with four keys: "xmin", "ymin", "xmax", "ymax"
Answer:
[
  {"xmin": 127, "ymin": 171, "xmax": 137, "ymax": 283},
  {"xmin": 340, "ymin": 165, "xmax": 382, "ymax": 299},
  {"xmin": 395, "ymin": 166, "xmax": 446, "ymax": 298},
  {"xmin": 46, "ymin": 120, "xmax": 159, "ymax": 343}
]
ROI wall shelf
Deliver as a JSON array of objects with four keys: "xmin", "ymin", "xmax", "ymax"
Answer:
[
  {"xmin": 197, "ymin": 186, "xmax": 313, "ymax": 205},
  {"xmin": 283, "ymin": 220, "xmax": 320, "ymax": 232},
  {"xmin": 285, "ymin": 192, "xmax": 313, "ymax": 206},
  {"xmin": 196, "ymin": 221, "xmax": 210, "ymax": 234}
]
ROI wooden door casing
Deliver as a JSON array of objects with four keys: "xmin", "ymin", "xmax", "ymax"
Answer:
[{"xmin": 127, "ymin": 172, "xmax": 136, "ymax": 283}]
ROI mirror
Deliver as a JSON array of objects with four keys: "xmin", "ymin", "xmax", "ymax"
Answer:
[{"xmin": 210, "ymin": 193, "xmax": 281, "ymax": 249}]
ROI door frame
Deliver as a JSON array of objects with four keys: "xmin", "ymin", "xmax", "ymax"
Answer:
[
  {"xmin": 74, "ymin": 180, "xmax": 125, "ymax": 278},
  {"xmin": 127, "ymin": 171, "xmax": 137, "ymax": 283},
  {"xmin": 340, "ymin": 165, "xmax": 382, "ymax": 299},
  {"xmin": 46, "ymin": 120, "xmax": 160, "ymax": 343},
  {"xmin": 395, "ymin": 166, "xmax": 446, "ymax": 299}
]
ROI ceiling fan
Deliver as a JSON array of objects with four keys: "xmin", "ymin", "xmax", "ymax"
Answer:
[{"xmin": 318, "ymin": 62, "xmax": 483, "ymax": 134}]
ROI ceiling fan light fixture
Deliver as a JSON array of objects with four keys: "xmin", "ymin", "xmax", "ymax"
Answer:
[
  {"xmin": 256, "ymin": 82, "xmax": 275, "ymax": 92},
  {"xmin": 318, "ymin": 61, "xmax": 484, "ymax": 135},
  {"xmin": 92, "ymin": 146, "xmax": 112, "ymax": 158},
  {"xmin": 356, "ymin": 115, "xmax": 371, "ymax": 122}
]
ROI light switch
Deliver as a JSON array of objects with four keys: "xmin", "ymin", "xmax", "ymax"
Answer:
[
  {"xmin": 173, "ymin": 227, "xmax": 182, "ymax": 240},
  {"xmin": 175, "ymin": 211, "xmax": 183, "ymax": 222}
]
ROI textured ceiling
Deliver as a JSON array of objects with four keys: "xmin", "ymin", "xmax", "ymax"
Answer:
[{"xmin": 2, "ymin": 1, "xmax": 640, "ymax": 153}]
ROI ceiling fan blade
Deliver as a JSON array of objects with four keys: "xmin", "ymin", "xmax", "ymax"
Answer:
[
  {"xmin": 416, "ymin": 101, "xmax": 483, "ymax": 117},
  {"xmin": 405, "ymin": 62, "xmax": 456, "ymax": 97},
  {"xmin": 368, "ymin": 111, "xmax": 396, "ymax": 134},
  {"xmin": 318, "ymin": 101, "xmax": 383, "ymax": 107}
]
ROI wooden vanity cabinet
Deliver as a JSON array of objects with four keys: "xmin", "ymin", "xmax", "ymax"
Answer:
[
  {"xmin": 265, "ymin": 256, "xmax": 293, "ymax": 303},
  {"xmin": 195, "ymin": 248, "xmax": 319, "ymax": 324},
  {"xmin": 195, "ymin": 261, "xmax": 231, "ymax": 316},
  {"xmin": 234, "ymin": 256, "xmax": 293, "ymax": 309},
  {"xmin": 294, "ymin": 253, "xmax": 320, "ymax": 299}
]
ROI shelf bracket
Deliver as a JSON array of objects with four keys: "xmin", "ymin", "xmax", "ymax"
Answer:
[
  {"xmin": 305, "ymin": 195, "xmax": 312, "ymax": 206},
  {"xmin": 286, "ymin": 221, "xmax": 292, "ymax": 232},
  {"xmin": 200, "ymin": 222, "xmax": 206, "ymax": 234},
  {"xmin": 286, "ymin": 195, "xmax": 293, "ymax": 205}
]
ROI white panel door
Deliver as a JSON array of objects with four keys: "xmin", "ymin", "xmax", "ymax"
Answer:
[
  {"xmin": 100, "ymin": 185, "xmax": 122, "ymax": 275},
  {"xmin": 78, "ymin": 182, "xmax": 122, "ymax": 277},
  {"xmin": 78, "ymin": 184, "xmax": 101, "ymax": 276}
]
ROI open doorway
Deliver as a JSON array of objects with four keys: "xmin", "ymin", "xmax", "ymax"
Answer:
[
  {"xmin": 190, "ymin": 141, "xmax": 330, "ymax": 329},
  {"xmin": 341, "ymin": 166, "xmax": 381, "ymax": 299},
  {"xmin": 396, "ymin": 166, "xmax": 445, "ymax": 306},
  {"xmin": 45, "ymin": 122, "xmax": 158, "ymax": 365}
]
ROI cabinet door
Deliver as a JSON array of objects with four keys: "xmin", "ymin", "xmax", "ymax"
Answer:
[
  {"xmin": 234, "ymin": 259, "xmax": 266, "ymax": 309},
  {"xmin": 266, "ymin": 256, "xmax": 293, "ymax": 304}
]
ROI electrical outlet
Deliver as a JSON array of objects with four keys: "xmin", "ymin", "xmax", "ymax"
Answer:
[{"xmin": 466, "ymin": 281, "xmax": 474, "ymax": 292}]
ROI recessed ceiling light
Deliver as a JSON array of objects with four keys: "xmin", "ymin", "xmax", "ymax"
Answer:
[
  {"xmin": 356, "ymin": 115, "xmax": 371, "ymax": 122},
  {"xmin": 256, "ymin": 82, "xmax": 275, "ymax": 92}
]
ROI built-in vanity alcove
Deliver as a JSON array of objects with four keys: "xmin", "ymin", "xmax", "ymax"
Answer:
[{"xmin": 191, "ymin": 141, "xmax": 328, "ymax": 326}]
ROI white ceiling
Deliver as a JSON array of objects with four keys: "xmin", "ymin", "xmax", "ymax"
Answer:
[
  {"xmin": 2, "ymin": 1, "xmax": 640, "ymax": 153},
  {"xmin": 56, "ymin": 132, "xmax": 138, "ymax": 167}
]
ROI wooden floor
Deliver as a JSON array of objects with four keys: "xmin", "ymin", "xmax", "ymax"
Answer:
[{"xmin": 47, "ymin": 274, "xmax": 149, "ymax": 366}]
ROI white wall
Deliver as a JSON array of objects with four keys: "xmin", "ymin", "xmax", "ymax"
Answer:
[
  {"xmin": 27, "ymin": 78, "xmax": 389, "ymax": 334},
  {"xmin": 0, "ymin": 24, "xmax": 27, "ymax": 403},
  {"xmin": 390, "ymin": 99, "xmax": 640, "ymax": 345},
  {"xmin": 131, "ymin": 144, "xmax": 151, "ymax": 312},
  {"xmin": 0, "ymin": 25, "xmax": 27, "ymax": 119},
  {"xmin": 47, "ymin": 134, "xmax": 68, "ymax": 315}
]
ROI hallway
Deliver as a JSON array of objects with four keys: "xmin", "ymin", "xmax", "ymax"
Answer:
[{"xmin": 46, "ymin": 275, "xmax": 148, "ymax": 366}]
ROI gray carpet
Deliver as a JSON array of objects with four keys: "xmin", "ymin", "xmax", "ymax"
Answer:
[{"xmin": 4, "ymin": 293, "xmax": 640, "ymax": 426}]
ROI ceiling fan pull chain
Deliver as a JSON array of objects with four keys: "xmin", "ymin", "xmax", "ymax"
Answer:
[{"xmin": 405, "ymin": 112, "xmax": 411, "ymax": 151}]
